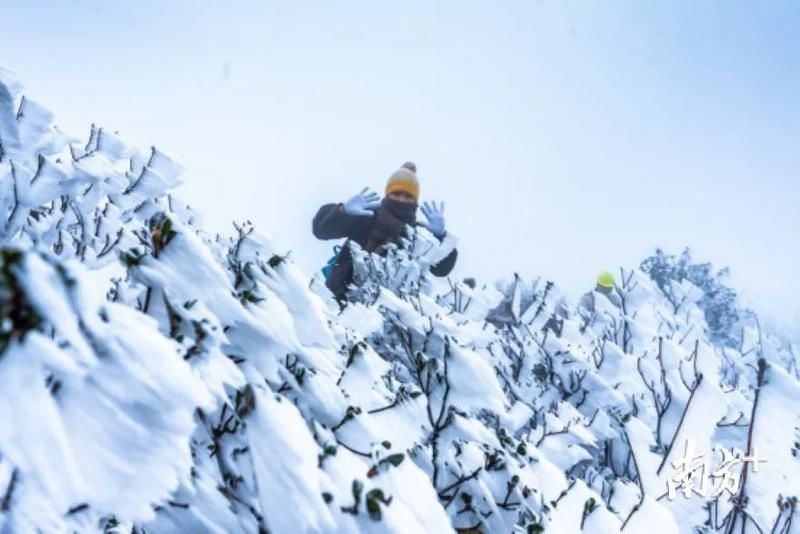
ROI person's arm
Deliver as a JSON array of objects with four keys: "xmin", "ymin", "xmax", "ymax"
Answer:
[
  {"xmin": 420, "ymin": 200, "xmax": 456, "ymax": 276},
  {"xmin": 312, "ymin": 203, "xmax": 357, "ymax": 239},
  {"xmin": 312, "ymin": 188, "xmax": 381, "ymax": 239},
  {"xmin": 430, "ymin": 247, "xmax": 457, "ymax": 277}
]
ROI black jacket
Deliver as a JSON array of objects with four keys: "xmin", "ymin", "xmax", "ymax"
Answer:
[{"xmin": 312, "ymin": 202, "xmax": 458, "ymax": 301}]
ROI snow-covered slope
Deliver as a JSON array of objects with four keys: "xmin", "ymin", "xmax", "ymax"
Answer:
[{"xmin": 0, "ymin": 68, "xmax": 797, "ymax": 534}]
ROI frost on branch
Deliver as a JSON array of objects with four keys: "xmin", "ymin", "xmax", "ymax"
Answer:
[{"xmin": 0, "ymin": 69, "xmax": 798, "ymax": 534}]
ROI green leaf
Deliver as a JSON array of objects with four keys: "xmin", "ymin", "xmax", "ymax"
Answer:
[
  {"xmin": 162, "ymin": 218, "xmax": 173, "ymax": 239},
  {"xmin": 235, "ymin": 384, "xmax": 256, "ymax": 418},
  {"xmin": 366, "ymin": 496, "xmax": 381, "ymax": 521},
  {"xmin": 351, "ymin": 479, "xmax": 363, "ymax": 504},
  {"xmin": 367, "ymin": 489, "xmax": 391, "ymax": 505},
  {"xmin": 385, "ymin": 453, "xmax": 404, "ymax": 467},
  {"xmin": 268, "ymin": 253, "xmax": 287, "ymax": 268},
  {"xmin": 365, "ymin": 488, "xmax": 392, "ymax": 521},
  {"xmin": 584, "ymin": 497, "xmax": 597, "ymax": 512},
  {"xmin": 120, "ymin": 250, "xmax": 143, "ymax": 267}
]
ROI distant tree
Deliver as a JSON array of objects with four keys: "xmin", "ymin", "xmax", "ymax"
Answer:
[{"xmin": 640, "ymin": 248, "xmax": 744, "ymax": 348}]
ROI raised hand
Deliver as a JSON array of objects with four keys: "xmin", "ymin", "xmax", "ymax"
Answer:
[
  {"xmin": 420, "ymin": 200, "xmax": 446, "ymax": 237},
  {"xmin": 343, "ymin": 187, "xmax": 381, "ymax": 216}
]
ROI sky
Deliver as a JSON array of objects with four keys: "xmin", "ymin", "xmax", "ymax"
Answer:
[{"xmin": 2, "ymin": 0, "xmax": 798, "ymax": 323}]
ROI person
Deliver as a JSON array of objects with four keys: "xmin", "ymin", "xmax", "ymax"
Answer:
[
  {"xmin": 312, "ymin": 162, "xmax": 458, "ymax": 303},
  {"xmin": 578, "ymin": 271, "xmax": 621, "ymax": 318}
]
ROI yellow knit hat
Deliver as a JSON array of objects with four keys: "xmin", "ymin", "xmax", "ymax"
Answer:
[
  {"xmin": 385, "ymin": 161, "xmax": 420, "ymax": 201},
  {"xmin": 597, "ymin": 271, "xmax": 616, "ymax": 289}
]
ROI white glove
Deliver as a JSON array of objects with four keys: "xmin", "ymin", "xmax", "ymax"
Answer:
[
  {"xmin": 343, "ymin": 187, "xmax": 381, "ymax": 216},
  {"xmin": 420, "ymin": 200, "xmax": 446, "ymax": 237}
]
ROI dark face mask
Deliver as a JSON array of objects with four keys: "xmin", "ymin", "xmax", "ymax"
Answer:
[{"xmin": 381, "ymin": 196, "xmax": 418, "ymax": 223}]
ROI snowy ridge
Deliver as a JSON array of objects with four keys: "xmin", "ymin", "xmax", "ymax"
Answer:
[{"xmin": 0, "ymin": 69, "xmax": 798, "ymax": 534}]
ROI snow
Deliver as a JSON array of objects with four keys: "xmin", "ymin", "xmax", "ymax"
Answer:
[
  {"xmin": 0, "ymin": 69, "xmax": 798, "ymax": 534},
  {"xmin": 246, "ymin": 385, "xmax": 337, "ymax": 533},
  {"xmin": 744, "ymin": 364, "xmax": 800, "ymax": 531}
]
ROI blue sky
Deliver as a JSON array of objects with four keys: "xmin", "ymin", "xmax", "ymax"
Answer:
[{"xmin": 2, "ymin": 1, "xmax": 798, "ymax": 323}]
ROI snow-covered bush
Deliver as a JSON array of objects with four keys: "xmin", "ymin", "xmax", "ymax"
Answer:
[{"xmin": 0, "ymin": 68, "xmax": 798, "ymax": 533}]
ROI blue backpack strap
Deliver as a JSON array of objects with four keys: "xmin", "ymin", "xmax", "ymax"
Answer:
[{"xmin": 321, "ymin": 244, "xmax": 344, "ymax": 279}]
